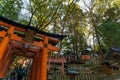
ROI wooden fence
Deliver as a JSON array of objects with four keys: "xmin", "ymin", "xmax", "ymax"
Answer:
[{"xmin": 47, "ymin": 67, "xmax": 120, "ymax": 80}]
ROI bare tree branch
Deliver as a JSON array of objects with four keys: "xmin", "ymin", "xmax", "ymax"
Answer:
[
  {"xmin": 40, "ymin": 1, "xmax": 63, "ymax": 30},
  {"xmin": 28, "ymin": 7, "xmax": 38, "ymax": 25}
]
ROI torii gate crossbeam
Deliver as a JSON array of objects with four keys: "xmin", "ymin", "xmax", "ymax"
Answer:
[{"xmin": 0, "ymin": 16, "xmax": 65, "ymax": 80}]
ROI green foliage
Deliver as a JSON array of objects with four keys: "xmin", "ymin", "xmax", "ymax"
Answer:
[
  {"xmin": 0, "ymin": 0, "xmax": 2, "ymax": 4},
  {"xmin": 0, "ymin": 0, "xmax": 23, "ymax": 20},
  {"xmin": 99, "ymin": 21, "xmax": 120, "ymax": 49},
  {"xmin": 81, "ymin": 0, "xmax": 120, "ymax": 53},
  {"xmin": 104, "ymin": 6, "xmax": 120, "ymax": 22},
  {"xmin": 28, "ymin": 0, "xmax": 65, "ymax": 30}
]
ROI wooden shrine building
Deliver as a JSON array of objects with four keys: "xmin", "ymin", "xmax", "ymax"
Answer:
[{"xmin": 0, "ymin": 16, "xmax": 65, "ymax": 80}]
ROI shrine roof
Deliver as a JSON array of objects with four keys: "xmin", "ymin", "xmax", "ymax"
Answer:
[
  {"xmin": 105, "ymin": 46, "xmax": 120, "ymax": 60},
  {"xmin": 67, "ymin": 69, "xmax": 79, "ymax": 75},
  {"xmin": 0, "ymin": 16, "xmax": 66, "ymax": 40}
]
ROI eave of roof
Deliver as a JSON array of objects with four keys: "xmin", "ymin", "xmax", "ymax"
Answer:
[
  {"xmin": 67, "ymin": 69, "xmax": 79, "ymax": 75},
  {"xmin": 0, "ymin": 16, "xmax": 66, "ymax": 40}
]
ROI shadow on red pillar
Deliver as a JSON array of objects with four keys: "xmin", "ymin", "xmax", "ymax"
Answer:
[
  {"xmin": 29, "ymin": 52, "xmax": 41, "ymax": 80},
  {"xmin": 0, "ymin": 46, "xmax": 13, "ymax": 78}
]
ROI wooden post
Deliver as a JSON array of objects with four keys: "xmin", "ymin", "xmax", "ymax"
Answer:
[
  {"xmin": 35, "ymin": 52, "xmax": 41, "ymax": 80},
  {"xmin": 29, "ymin": 53, "xmax": 39, "ymax": 80},
  {"xmin": 40, "ymin": 37, "xmax": 48, "ymax": 80},
  {"xmin": 0, "ymin": 27, "xmax": 14, "ymax": 78},
  {"xmin": 102, "ymin": 64, "xmax": 112, "ymax": 75},
  {"xmin": 0, "ymin": 45, "xmax": 12, "ymax": 72},
  {"xmin": 29, "ymin": 57, "xmax": 35, "ymax": 80},
  {"xmin": 0, "ymin": 46, "xmax": 13, "ymax": 78},
  {"xmin": 0, "ymin": 27, "xmax": 14, "ymax": 61}
]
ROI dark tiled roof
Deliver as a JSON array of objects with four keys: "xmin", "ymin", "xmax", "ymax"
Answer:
[
  {"xmin": 67, "ymin": 69, "xmax": 79, "ymax": 75},
  {"xmin": 0, "ymin": 16, "xmax": 66, "ymax": 40},
  {"xmin": 106, "ymin": 46, "xmax": 120, "ymax": 60}
]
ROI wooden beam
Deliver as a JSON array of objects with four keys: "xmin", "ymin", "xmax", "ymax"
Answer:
[
  {"xmin": 10, "ymin": 42, "xmax": 40, "ymax": 53},
  {"xmin": 33, "ymin": 41, "xmax": 43, "ymax": 48},
  {"xmin": 34, "ymin": 41, "xmax": 59, "ymax": 51},
  {"xmin": 10, "ymin": 34, "xmax": 23, "ymax": 41},
  {"xmin": 0, "ymin": 21, "xmax": 25, "ymax": 32},
  {"xmin": 0, "ymin": 21, "xmax": 60, "ymax": 43},
  {"xmin": 11, "ymin": 38, "xmax": 59, "ymax": 52},
  {"xmin": 36, "ymin": 33, "xmax": 59, "ymax": 43},
  {"xmin": 13, "ymin": 49, "xmax": 34, "ymax": 58},
  {"xmin": 48, "ymin": 44, "xmax": 59, "ymax": 52}
]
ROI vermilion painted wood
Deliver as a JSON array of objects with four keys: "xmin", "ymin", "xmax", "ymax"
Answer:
[
  {"xmin": 13, "ymin": 49, "xmax": 35, "ymax": 58},
  {"xmin": 10, "ymin": 37, "xmax": 59, "ymax": 52},
  {"xmin": 36, "ymin": 53, "xmax": 41, "ymax": 80},
  {"xmin": 36, "ymin": 33, "xmax": 59, "ymax": 42},
  {"xmin": 39, "ymin": 37, "xmax": 48, "ymax": 80},
  {"xmin": 30, "ymin": 53, "xmax": 40, "ymax": 80},
  {"xmin": 0, "ymin": 45, "xmax": 11, "ymax": 72},
  {"xmin": 0, "ymin": 27, "xmax": 14, "ymax": 62},
  {"xmin": 0, "ymin": 21, "xmax": 25, "ymax": 32},
  {"xmin": 0, "ymin": 21, "xmax": 60, "ymax": 42},
  {"xmin": 0, "ymin": 46, "xmax": 13, "ymax": 78},
  {"xmin": 10, "ymin": 42, "xmax": 40, "ymax": 53},
  {"xmin": 0, "ymin": 20, "xmax": 61, "ymax": 80}
]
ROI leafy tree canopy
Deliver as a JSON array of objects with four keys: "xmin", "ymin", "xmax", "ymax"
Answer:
[
  {"xmin": 99, "ymin": 21, "xmax": 120, "ymax": 50},
  {"xmin": 0, "ymin": 0, "xmax": 23, "ymax": 20}
]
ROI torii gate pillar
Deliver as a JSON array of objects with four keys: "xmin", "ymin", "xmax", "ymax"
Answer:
[
  {"xmin": 40, "ymin": 37, "xmax": 48, "ymax": 80},
  {"xmin": 0, "ymin": 16, "xmax": 66, "ymax": 80},
  {"xmin": 0, "ymin": 27, "xmax": 14, "ymax": 61}
]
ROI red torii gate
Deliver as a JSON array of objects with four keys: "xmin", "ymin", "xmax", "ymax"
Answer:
[{"xmin": 0, "ymin": 16, "xmax": 65, "ymax": 80}]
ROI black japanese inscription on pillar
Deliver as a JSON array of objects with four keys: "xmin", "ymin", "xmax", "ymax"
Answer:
[{"xmin": 24, "ymin": 29, "xmax": 35, "ymax": 42}]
